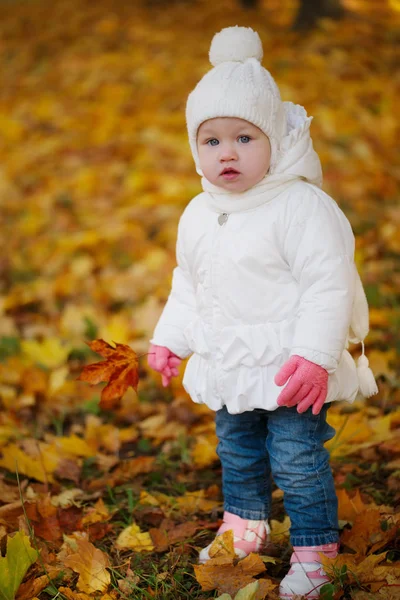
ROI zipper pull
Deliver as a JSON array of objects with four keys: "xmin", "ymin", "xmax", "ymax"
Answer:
[{"xmin": 218, "ymin": 213, "xmax": 228, "ymax": 226}]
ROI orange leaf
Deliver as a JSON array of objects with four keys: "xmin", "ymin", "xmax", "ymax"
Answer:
[
  {"xmin": 341, "ymin": 510, "xmax": 399, "ymax": 555},
  {"xmin": 320, "ymin": 552, "xmax": 391, "ymax": 588},
  {"xmin": 25, "ymin": 496, "xmax": 62, "ymax": 543},
  {"xmin": 337, "ymin": 488, "xmax": 376, "ymax": 522},
  {"xmin": 77, "ymin": 339, "xmax": 139, "ymax": 409},
  {"xmin": 16, "ymin": 567, "xmax": 63, "ymax": 600}
]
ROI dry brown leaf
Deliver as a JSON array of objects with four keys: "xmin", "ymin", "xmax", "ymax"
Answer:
[
  {"xmin": 149, "ymin": 519, "xmax": 199, "ymax": 552},
  {"xmin": 88, "ymin": 456, "xmax": 155, "ymax": 490},
  {"xmin": 64, "ymin": 538, "xmax": 111, "ymax": 593},
  {"xmin": 320, "ymin": 552, "xmax": 395, "ymax": 588},
  {"xmin": 25, "ymin": 496, "xmax": 62, "ymax": 543},
  {"xmin": 16, "ymin": 567, "xmax": 64, "ymax": 600},
  {"xmin": 194, "ymin": 552, "xmax": 267, "ymax": 596}
]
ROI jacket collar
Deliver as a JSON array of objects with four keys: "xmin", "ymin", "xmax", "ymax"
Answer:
[{"xmin": 202, "ymin": 173, "xmax": 301, "ymax": 213}]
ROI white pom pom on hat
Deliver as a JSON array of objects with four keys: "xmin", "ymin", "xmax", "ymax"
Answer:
[
  {"xmin": 186, "ymin": 26, "xmax": 287, "ymax": 176},
  {"xmin": 209, "ymin": 26, "xmax": 263, "ymax": 66}
]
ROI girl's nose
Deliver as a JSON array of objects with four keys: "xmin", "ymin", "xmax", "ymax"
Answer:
[{"xmin": 219, "ymin": 143, "xmax": 238, "ymax": 161}]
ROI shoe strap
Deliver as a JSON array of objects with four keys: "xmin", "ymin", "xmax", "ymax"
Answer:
[
  {"xmin": 291, "ymin": 543, "xmax": 339, "ymax": 564},
  {"xmin": 288, "ymin": 565, "xmax": 328, "ymax": 578},
  {"xmin": 218, "ymin": 511, "xmax": 269, "ymax": 537}
]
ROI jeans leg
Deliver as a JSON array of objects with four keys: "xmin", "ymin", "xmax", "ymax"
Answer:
[
  {"xmin": 266, "ymin": 405, "xmax": 339, "ymax": 546},
  {"xmin": 215, "ymin": 407, "xmax": 272, "ymax": 520}
]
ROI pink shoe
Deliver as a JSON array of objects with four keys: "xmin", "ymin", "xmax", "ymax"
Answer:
[
  {"xmin": 279, "ymin": 543, "xmax": 339, "ymax": 599},
  {"xmin": 199, "ymin": 511, "xmax": 270, "ymax": 564}
]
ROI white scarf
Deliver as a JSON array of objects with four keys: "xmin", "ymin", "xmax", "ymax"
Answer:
[{"xmin": 201, "ymin": 173, "xmax": 302, "ymax": 213}]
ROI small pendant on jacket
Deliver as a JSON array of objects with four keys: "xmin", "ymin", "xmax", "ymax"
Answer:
[{"xmin": 218, "ymin": 213, "xmax": 228, "ymax": 226}]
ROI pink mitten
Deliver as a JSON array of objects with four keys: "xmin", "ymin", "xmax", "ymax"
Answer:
[
  {"xmin": 274, "ymin": 355, "xmax": 328, "ymax": 415},
  {"xmin": 148, "ymin": 343, "xmax": 181, "ymax": 387}
]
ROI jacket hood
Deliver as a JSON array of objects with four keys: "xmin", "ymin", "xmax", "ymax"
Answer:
[{"xmin": 272, "ymin": 102, "xmax": 322, "ymax": 187}]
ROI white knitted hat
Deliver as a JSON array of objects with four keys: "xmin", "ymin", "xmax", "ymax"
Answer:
[{"xmin": 186, "ymin": 26, "xmax": 287, "ymax": 174}]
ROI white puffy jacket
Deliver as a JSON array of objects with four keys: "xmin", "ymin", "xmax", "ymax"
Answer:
[{"xmin": 151, "ymin": 103, "xmax": 366, "ymax": 414}]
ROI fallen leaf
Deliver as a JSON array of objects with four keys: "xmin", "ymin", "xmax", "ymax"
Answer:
[
  {"xmin": 176, "ymin": 490, "xmax": 222, "ymax": 515},
  {"xmin": 191, "ymin": 434, "xmax": 219, "ymax": 468},
  {"xmin": 24, "ymin": 496, "xmax": 62, "ymax": 543},
  {"xmin": 81, "ymin": 498, "xmax": 111, "ymax": 526},
  {"xmin": 269, "ymin": 516, "xmax": 291, "ymax": 542},
  {"xmin": 115, "ymin": 521, "xmax": 154, "ymax": 552},
  {"xmin": 0, "ymin": 443, "xmax": 58, "ymax": 483},
  {"xmin": 340, "ymin": 510, "xmax": 399, "ymax": 554},
  {"xmin": 51, "ymin": 435, "xmax": 94, "ymax": 458},
  {"xmin": 57, "ymin": 590, "xmax": 92, "ymax": 600},
  {"xmin": 320, "ymin": 552, "xmax": 392, "ymax": 588},
  {"xmin": 209, "ymin": 529, "xmax": 236, "ymax": 560},
  {"xmin": 21, "ymin": 338, "xmax": 72, "ymax": 369},
  {"xmin": 149, "ymin": 520, "xmax": 199, "ymax": 552},
  {"xmin": 64, "ymin": 538, "xmax": 110, "ymax": 593},
  {"xmin": 0, "ymin": 532, "xmax": 38, "ymax": 600},
  {"xmin": 15, "ymin": 566, "xmax": 63, "ymax": 600},
  {"xmin": 88, "ymin": 456, "xmax": 155, "ymax": 490},
  {"xmin": 54, "ymin": 458, "xmax": 82, "ymax": 484},
  {"xmin": 216, "ymin": 581, "xmax": 261, "ymax": 600},
  {"xmin": 194, "ymin": 552, "xmax": 268, "ymax": 596},
  {"xmin": 0, "ymin": 481, "xmax": 20, "ymax": 504}
]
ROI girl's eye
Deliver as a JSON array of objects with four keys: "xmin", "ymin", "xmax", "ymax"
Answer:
[
  {"xmin": 239, "ymin": 135, "xmax": 251, "ymax": 143},
  {"xmin": 207, "ymin": 139, "xmax": 219, "ymax": 146}
]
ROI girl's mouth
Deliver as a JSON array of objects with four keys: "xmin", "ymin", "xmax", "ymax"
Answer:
[{"xmin": 221, "ymin": 168, "xmax": 240, "ymax": 181}]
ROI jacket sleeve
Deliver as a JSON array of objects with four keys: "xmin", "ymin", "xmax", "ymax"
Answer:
[
  {"xmin": 282, "ymin": 190, "xmax": 356, "ymax": 373},
  {"xmin": 150, "ymin": 218, "xmax": 197, "ymax": 359}
]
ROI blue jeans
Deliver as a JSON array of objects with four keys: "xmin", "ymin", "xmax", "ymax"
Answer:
[{"xmin": 215, "ymin": 405, "xmax": 339, "ymax": 546}]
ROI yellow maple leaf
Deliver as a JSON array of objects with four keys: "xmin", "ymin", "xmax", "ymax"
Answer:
[
  {"xmin": 191, "ymin": 434, "xmax": 219, "ymax": 469},
  {"xmin": 64, "ymin": 538, "xmax": 110, "ymax": 593},
  {"xmin": 115, "ymin": 522, "xmax": 154, "ymax": 552},
  {"xmin": 81, "ymin": 498, "xmax": 110, "ymax": 526},
  {"xmin": 320, "ymin": 552, "xmax": 389, "ymax": 587},
  {"xmin": 270, "ymin": 516, "xmax": 291, "ymax": 542},
  {"xmin": 49, "ymin": 365, "xmax": 69, "ymax": 394},
  {"xmin": 98, "ymin": 314, "xmax": 132, "ymax": 346},
  {"xmin": 176, "ymin": 490, "xmax": 221, "ymax": 515},
  {"xmin": 337, "ymin": 488, "xmax": 376, "ymax": 522},
  {"xmin": 209, "ymin": 530, "xmax": 236, "ymax": 560},
  {"xmin": 326, "ymin": 410, "xmax": 373, "ymax": 456},
  {"xmin": 21, "ymin": 338, "xmax": 72, "ymax": 369},
  {"xmin": 50, "ymin": 434, "xmax": 94, "ymax": 458},
  {"xmin": 0, "ymin": 443, "xmax": 58, "ymax": 483}
]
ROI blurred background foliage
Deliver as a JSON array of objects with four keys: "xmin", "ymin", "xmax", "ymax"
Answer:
[{"xmin": 0, "ymin": 0, "xmax": 399, "ymax": 597}]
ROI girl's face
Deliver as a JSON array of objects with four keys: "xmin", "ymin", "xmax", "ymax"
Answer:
[{"xmin": 197, "ymin": 117, "xmax": 271, "ymax": 193}]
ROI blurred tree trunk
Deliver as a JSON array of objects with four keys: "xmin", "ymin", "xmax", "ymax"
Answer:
[
  {"xmin": 293, "ymin": 0, "xmax": 344, "ymax": 30},
  {"xmin": 238, "ymin": 0, "xmax": 345, "ymax": 29},
  {"xmin": 239, "ymin": 0, "xmax": 258, "ymax": 8}
]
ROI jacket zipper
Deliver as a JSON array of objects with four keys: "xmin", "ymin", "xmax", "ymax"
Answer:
[{"xmin": 212, "ymin": 212, "xmax": 229, "ymax": 399}]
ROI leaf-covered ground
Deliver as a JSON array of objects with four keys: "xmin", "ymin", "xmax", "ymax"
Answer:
[{"xmin": 0, "ymin": 0, "xmax": 399, "ymax": 598}]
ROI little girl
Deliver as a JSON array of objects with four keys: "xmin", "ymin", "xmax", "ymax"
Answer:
[{"xmin": 147, "ymin": 26, "xmax": 377, "ymax": 599}]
